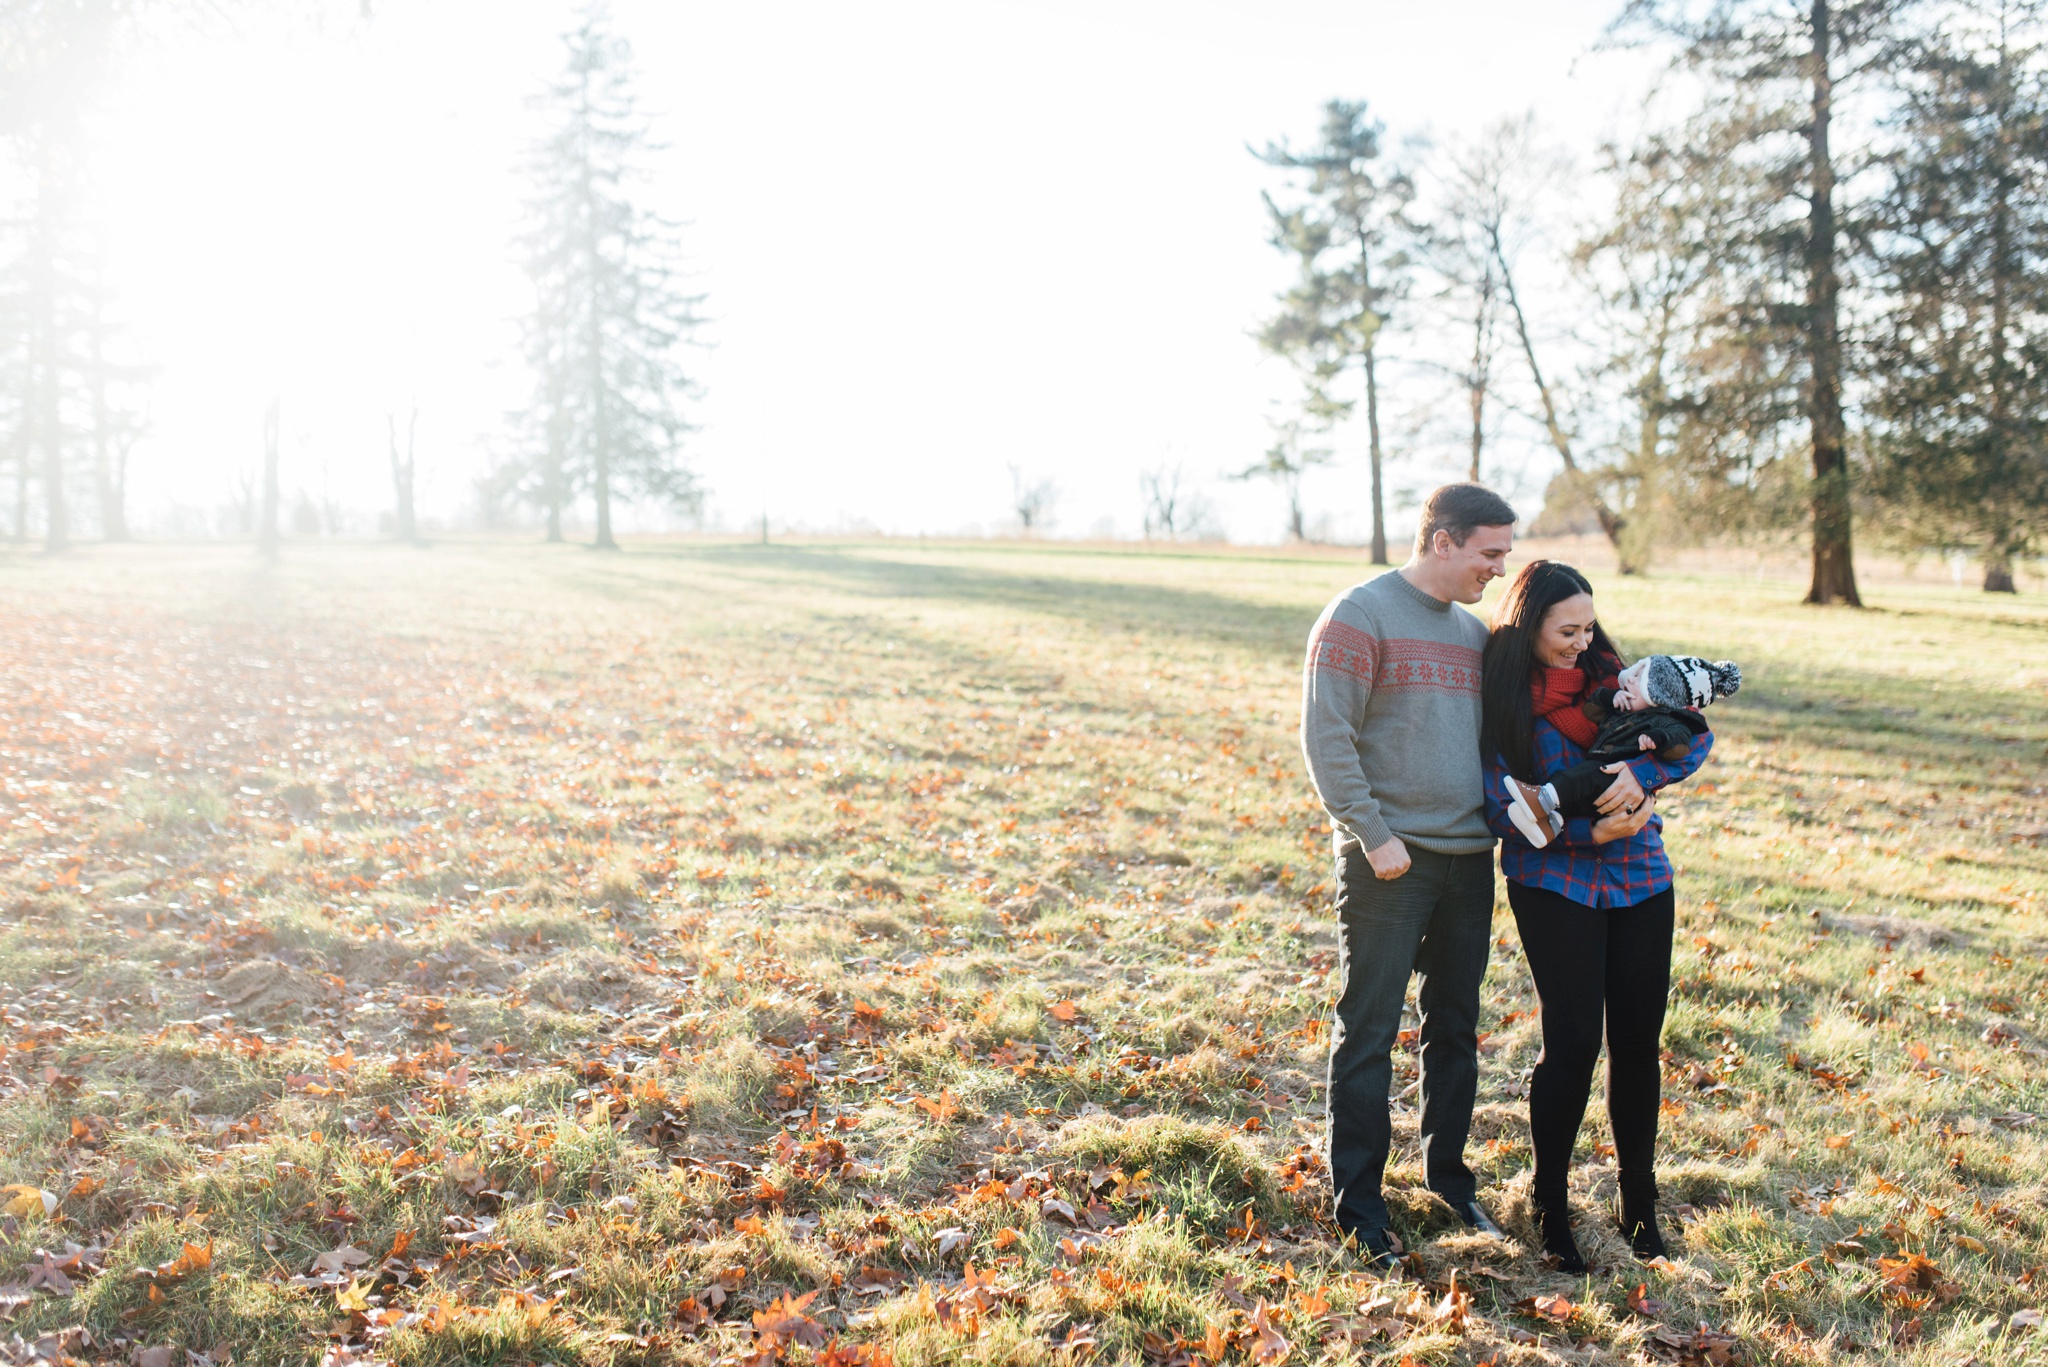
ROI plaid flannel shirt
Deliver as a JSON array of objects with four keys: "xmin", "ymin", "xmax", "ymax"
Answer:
[{"xmin": 1485, "ymin": 717, "xmax": 1712, "ymax": 909}]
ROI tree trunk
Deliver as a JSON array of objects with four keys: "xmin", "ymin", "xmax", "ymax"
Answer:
[
  {"xmin": 543, "ymin": 431, "xmax": 563, "ymax": 542},
  {"xmin": 1615, "ymin": 305, "xmax": 1677, "ymax": 577},
  {"xmin": 258, "ymin": 397, "xmax": 280, "ymax": 559},
  {"xmin": 1468, "ymin": 266, "xmax": 1491, "ymax": 483},
  {"xmin": 113, "ymin": 431, "xmax": 133, "ymax": 541},
  {"xmin": 88, "ymin": 293, "xmax": 126, "ymax": 541},
  {"xmin": 1494, "ymin": 228, "xmax": 1629, "ymax": 553},
  {"xmin": 31, "ymin": 167, "xmax": 63, "ymax": 553},
  {"xmin": 12, "ymin": 346, "xmax": 31, "ymax": 542},
  {"xmin": 389, "ymin": 408, "xmax": 417, "ymax": 544},
  {"xmin": 1985, "ymin": 49, "xmax": 2017, "ymax": 596},
  {"xmin": 38, "ymin": 399, "xmax": 65, "ymax": 553},
  {"xmin": 1984, "ymin": 540, "xmax": 2017, "ymax": 593},
  {"xmin": 39, "ymin": 316, "xmax": 65, "ymax": 550},
  {"xmin": 573, "ymin": 64, "xmax": 618, "ymax": 554},
  {"xmin": 1363, "ymin": 346, "xmax": 1386, "ymax": 563},
  {"xmin": 587, "ymin": 304, "xmax": 615, "ymax": 545},
  {"xmin": 1802, "ymin": 0, "xmax": 1862, "ymax": 606}
]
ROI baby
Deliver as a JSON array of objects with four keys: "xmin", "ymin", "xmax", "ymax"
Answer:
[{"xmin": 1505, "ymin": 654, "xmax": 1741, "ymax": 849}]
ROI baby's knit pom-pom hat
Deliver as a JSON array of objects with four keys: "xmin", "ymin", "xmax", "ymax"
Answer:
[{"xmin": 1641, "ymin": 654, "xmax": 1742, "ymax": 710}]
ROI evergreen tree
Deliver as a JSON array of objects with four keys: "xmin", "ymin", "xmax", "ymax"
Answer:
[
  {"xmin": 1613, "ymin": 0, "xmax": 1917, "ymax": 605},
  {"xmin": 1255, "ymin": 100, "xmax": 1412, "ymax": 564},
  {"xmin": 1868, "ymin": 0, "xmax": 2048, "ymax": 590},
  {"xmin": 516, "ymin": 7, "xmax": 704, "ymax": 549},
  {"xmin": 1, "ymin": 2, "xmax": 149, "ymax": 548}
]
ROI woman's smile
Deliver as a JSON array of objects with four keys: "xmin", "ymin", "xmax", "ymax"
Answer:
[{"xmin": 1533, "ymin": 591, "xmax": 1598, "ymax": 669}]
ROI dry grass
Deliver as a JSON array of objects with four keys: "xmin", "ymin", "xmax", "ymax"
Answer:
[{"xmin": 0, "ymin": 537, "xmax": 2042, "ymax": 1366}]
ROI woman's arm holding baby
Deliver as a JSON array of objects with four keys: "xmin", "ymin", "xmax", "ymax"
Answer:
[
  {"xmin": 1591, "ymin": 727, "xmax": 1714, "ymax": 813},
  {"xmin": 1628, "ymin": 729, "xmax": 1713, "ymax": 793}
]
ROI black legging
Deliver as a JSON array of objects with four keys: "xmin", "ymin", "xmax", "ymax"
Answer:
[{"xmin": 1507, "ymin": 881, "xmax": 1675, "ymax": 1205}]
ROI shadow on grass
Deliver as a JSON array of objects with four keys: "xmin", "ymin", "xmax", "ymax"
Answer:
[
  {"xmin": 637, "ymin": 543, "xmax": 1321, "ymax": 658},
  {"xmin": 604, "ymin": 543, "xmax": 2043, "ymax": 771}
]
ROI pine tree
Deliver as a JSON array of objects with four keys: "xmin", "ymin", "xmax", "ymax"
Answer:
[
  {"xmin": 516, "ymin": 7, "xmax": 705, "ymax": 549},
  {"xmin": 1, "ymin": 2, "xmax": 149, "ymax": 548},
  {"xmin": 1613, "ymin": 0, "xmax": 1916, "ymax": 605},
  {"xmin": 1868, "ymin": 0, "xmax": 2048, "ymax": 590},
  {"xmin": 1255, "ymin": 100, "xmax": 1412, "ymax": 564}
]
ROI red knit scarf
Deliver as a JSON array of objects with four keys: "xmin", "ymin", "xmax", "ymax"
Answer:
[{"xmin": 1531, "ymin": 665, "xmax": 1601, "ymax": 748}]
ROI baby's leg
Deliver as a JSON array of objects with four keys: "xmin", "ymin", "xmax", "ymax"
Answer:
[{"xmin": 1541, "ymin": 760, "xmax": 1620, "ymax": 820}]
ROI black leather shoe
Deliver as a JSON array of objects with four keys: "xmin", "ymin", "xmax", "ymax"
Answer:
[{"xmin": 1445, "ymin": 1197, "xmax": 1503, "ymax": 1237}]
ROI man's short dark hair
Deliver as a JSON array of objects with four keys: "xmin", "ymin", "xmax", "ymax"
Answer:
[{"xmin": 1415, "ymin": 482, "xmax": 1517, "ymax": 556}]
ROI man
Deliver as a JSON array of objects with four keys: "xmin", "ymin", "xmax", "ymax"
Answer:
[{"xmin": 1300, "ymin": 482, "xmax": 1516, "ymax": 1263}]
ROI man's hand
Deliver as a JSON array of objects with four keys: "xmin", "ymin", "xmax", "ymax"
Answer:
[
  {"xmin": 1365, "ymin": 834, "xmax": 1411, "ymax": 881},
  {"xmin": 1594, "ymin": 761, "xmax": 1647, "ymax": 814},
  {"xmin": 1592, "ymin": 792, "xmax": 1654, "ymax": 844}
]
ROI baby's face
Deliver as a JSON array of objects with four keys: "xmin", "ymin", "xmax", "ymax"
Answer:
[{"xmin": 1614, "ymin": 660, "xmax": 1652, "ymax": 712}]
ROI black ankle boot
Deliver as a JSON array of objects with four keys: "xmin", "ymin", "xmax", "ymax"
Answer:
[
  {"xmin": 1533, "ymin": 1191, "xmax": 1586, "ymax": 1273},
  {"xmin": 1619, "ymin": 1182, "xmax": 1666, "ymax": 1261}
]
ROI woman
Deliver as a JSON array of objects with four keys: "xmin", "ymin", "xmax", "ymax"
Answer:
[{"xmin": 1479, "ymin": 561, "xmax": 1711, "ymax": 1272}]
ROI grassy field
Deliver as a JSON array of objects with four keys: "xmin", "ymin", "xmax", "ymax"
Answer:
[{"xmin": 0, "ymin": 537, "xmax": 2043, "ymax": 1367}]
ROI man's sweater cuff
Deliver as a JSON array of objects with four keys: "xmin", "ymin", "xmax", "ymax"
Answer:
[{"xmin": 1347, "ymin": 815, "xmax": 1395, "ymax": 852}]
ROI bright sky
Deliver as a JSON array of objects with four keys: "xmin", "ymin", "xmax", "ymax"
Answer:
[{"xmin": 84, "ymin": 0, "xmax": 1661, "ymax": 542}]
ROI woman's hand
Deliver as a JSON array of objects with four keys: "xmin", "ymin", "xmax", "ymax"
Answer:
[
  {"xmin": 1594, "ymin": 761, "xmax": 1647, "ymax": 814},
  {"xmin": 1592, "ymin": 792, "xmax": 1654, "ymax": 844}
]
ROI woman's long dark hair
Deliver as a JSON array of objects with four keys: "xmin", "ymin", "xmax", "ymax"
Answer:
[{"xmin": 1480, "ymin": 560, "xmax": 1624, "ymax": 777}]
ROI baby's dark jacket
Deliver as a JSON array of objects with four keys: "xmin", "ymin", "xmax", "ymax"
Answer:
[
  {"xmin": 1581, "ymin": 689, "xmax": 1709, "ymax": 762},
  {"xmin": 1540, "ymin": 693, "xmax": 1711, "ymax": 819}
]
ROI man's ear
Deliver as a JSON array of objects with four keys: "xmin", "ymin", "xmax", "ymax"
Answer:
[{"xmin": 1431, "ymin": 529, "xmax": 1454, "ymax": 559}]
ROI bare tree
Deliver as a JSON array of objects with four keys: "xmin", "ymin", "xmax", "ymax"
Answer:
[
  {"xmin": 388, "ymin": 403, "xmax": 418, "ymax": 544},
  {"xmin": 1419, "ymin": 234, "xmax": 1502, "ymax": 484},
  {"xmin": 1140, "ymin": 464, "xmax": 1185, "ymax": 539},
  {"xmin": 1009, "ymin": 464, "xmax": 1057, "ymax": 533},
  {"xmin": 1452, "ymin": 116, "xmax": 1631, "ymax": 557},
  {"xmin": 1234, "ymin": 418, "xmax": 1334, "ymax": 542},
  {"xmin": 258, "ymin": 396, "xmax": 280, "ymax": 559},
  {"xmin": 82, "ymin": 271, "xmax": 148, "ymax": 542},
  {"xmin": 1140, "ymin": 463, "xmax": 1220, "ymax": 541},
  {"xmin": 1426, "ymin": 161, "xmax": 1504, "ymax": 483}
]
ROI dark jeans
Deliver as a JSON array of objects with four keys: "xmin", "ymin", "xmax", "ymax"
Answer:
[
  {"xmin": 1507, "ymin": 880, "xmax": 1675, "ymax": 1204},
  {"xmin": 1326, "ymin": 845, "xmax": 1495, "ymax": 1230}
]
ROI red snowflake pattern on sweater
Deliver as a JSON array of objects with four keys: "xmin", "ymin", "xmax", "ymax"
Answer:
[
  {"xmin": 1306, "ymin": 620, "xmax": 1379, "ymax": 680},
  {"xmin": 1308, "ymin": 626, "xmax": 1480, "ymax": 694}
]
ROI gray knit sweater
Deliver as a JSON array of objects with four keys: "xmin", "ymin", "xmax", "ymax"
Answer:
[{"xmin": 1300, "ymin": 570, "xmax": 1494, "ymax": 857}]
